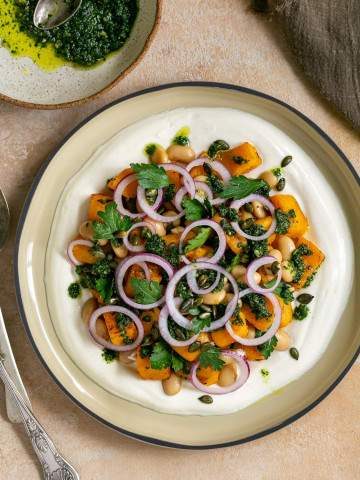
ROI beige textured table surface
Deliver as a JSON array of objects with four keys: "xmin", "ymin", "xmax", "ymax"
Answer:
[{"xmin": 0, "ymin": 1, "xmax": 359, "ymax": 479}]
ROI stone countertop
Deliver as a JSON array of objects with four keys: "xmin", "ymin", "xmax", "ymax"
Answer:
[{"xmin": 0, "ymin": 1, "xmax": 359, "ymax": 478}]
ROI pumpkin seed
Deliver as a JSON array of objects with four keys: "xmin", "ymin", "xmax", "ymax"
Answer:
[
  {"xmin": 276, "ymin": 178, "xmax": 286, "ymax": 191},
  {"xmin": 289, "ymin": 347, "xmax": 299, "ymax": 360},
  {"xmin": 244, "ymin": 202, "xmax": 253, "ymax": 213},
  {"xmin": 271, "ymin": 261, "xmax": 280, "ymax": 274},
  {"xmin": 198, "ymin": 274, "xmax": 211, "ymax": 288},
  {"xmin": 142, "ymin": 335, "xmax": 153, "ymax": 346},
  {"xmin": 199, "ymin": 312, "xmax": 211, "ymax": 320},
  {"xmin": 175, "ymin": 328, "xmax": 186, "ymax": 341},
  {"xmin": 188, "ymin": 341, "xmax": 201, "ymax": 352},
  {"xmin": 281, "ymin": 155, "xmax": 293, "ymax": 168},
  {"xmin": 297, "ymin": 293, "xmax": 314, "ymax": 305},
  {"xmin": 193, "ymin": 297, "xmax": 204, "ymax": 307},
  {"xmin": 199, "ymin": 395, "xmax": 213, "ymax": 404},
  {"xmin": 199, "ymin": 304, "xmax": 212, "ymax": 313},
  {"xmin": 188, "ymin": 307, "xmax": 200, "ymax": 316},
  {"xmin": 142, "ymin": 315, "xmax": 151, "ymax": 323},
  {"xmin": 180, "ymin": 298, "xmax": 193, "ymax": 313},
  {"xmin": 151, "ymin": 326, "xmax": 160, "ymax": 341}
]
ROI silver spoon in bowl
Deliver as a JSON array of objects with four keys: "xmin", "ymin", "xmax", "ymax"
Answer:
[{"xmin": 33, "ymin": 0, "xmax": 82, "ymax": 30}]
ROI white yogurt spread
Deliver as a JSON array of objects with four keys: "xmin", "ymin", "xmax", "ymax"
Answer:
[{"xmin": 45, "ymin": 108, "xmax": 353, "ymax": 415}]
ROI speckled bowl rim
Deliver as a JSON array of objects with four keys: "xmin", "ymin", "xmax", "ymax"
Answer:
[
  {"xmin": 14, "ymin": 82, "xmax": 360, "ymax": 450},
  {"xmin": 0, "ymin": 1, "xmax": 162, "ymax": 110}
]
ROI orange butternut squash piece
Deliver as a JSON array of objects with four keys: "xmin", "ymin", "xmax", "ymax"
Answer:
[
  {"xmin": 255, "ymin": 216, "xmax": 273, "ymax": 231},
  {"xmin": 212, "ymin": 213, "xmax": 247, "ymax": 254},
  {"xmin": 189, "ymin": 165, "xmax": 205, "ymax": 178},
  {"xmin": 241, "ymin": 299, "xmax": 274, "ymax": 331},
  {"xmin": 124, "ymin": 264, "xmax": 162, "ymax": 297},
  {"xmin": 173, "ymin": 346, "xmax": 200, "ymax": 362},
  {"xmin": 211, "ymin": 319, "xmax": 248, "ymax": 348},
  {"xmin": 217, "ymin": 142, "xmax": 262, "ymax": 176},
  {"xmin": 140, "ymin": 308, "xmax": 160, "ymax": 336},
  {"xmin": 72, "ymin": 244, "xmax": 98, "ymax": 264},
  {"xmin": 271, "ymin": 194, "xmax": 309, "ymax": 238},
  {"xmin": 106, "ymin": 167, "xmax": 137, "ymax": 197},
  {"xmin": 167, "ymin": 171, "xmax": 182, "ymax": 190},
  {"xmin": 197, "ymin": 366, "xmax": 220, "ymax": 386},
  {"xmin": 103, "ymin": 312, "xmax": 137, "ymax": 346},
  {"xmin": 136, "ymin": 349, "xmax": 170, "ymax": 380},
  {"xmin": 88, "ymin": 194, "xmax": 113, "ymax": 221},
  {"xmin": 277, "ymin": 296, "xmax": 293, "ymax": 327},
  {"xmin": 163, "ymin": 233, "xmax": 180, "ymax": 246},
  {"xmin": 292, "ymin": 237, "xmax": 325, "ymax": 289},
  {"xmin": 241, "ymin": 345, "xmax": 264, "ymax": 361},
  {"xmin": 186, "ymin": 245, "xmax": 213, "ymax": 262}
]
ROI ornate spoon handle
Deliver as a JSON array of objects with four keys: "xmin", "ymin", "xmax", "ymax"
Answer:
[{"xmin": 0, "ymin": 357, "xmax": 80, "ymax": 479}]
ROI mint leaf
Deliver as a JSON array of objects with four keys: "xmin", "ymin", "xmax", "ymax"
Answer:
[
  {"xmin": 220, "ymin": 176, "xmax": 268, "ymax": 199},
  {"xmin": 130, "ymin": 278, "xmax": 162, "ymax": 304},
  {"xmin": 199, "ymin": 344, "xmax": 225, "ymax": 371},
  {"xmin": 93, "ymin": 202, "xmax": 132, "ymax": 240},
  {"xmin": 184, "ymin": 227, "xmax": 211, "ymax": 254},
  {"xmin": 131, "ymin": 163, "xmax": 169, "ymax": 189},
  {"xmin": 181, "ymin": 197, "xmax": 205, "ymax": 221},
  {"xmin": 95, "ymin": 277, "xmax": 114, "ymax": 304},
  {"xmin": 258, "ymin": 335, "xmax": 278, "ymax": 359},
  {"xmin": 150, "ymin": 341, "xmax": 172, "ymax": 369}
]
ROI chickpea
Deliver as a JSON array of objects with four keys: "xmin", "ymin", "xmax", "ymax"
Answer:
[
  {"xmin": 112, "ymin": 243, "xmax": 128, "ymax": 259},
  {"xmin": 95, "ymin": 318, "xmax": 109, "ymax": 340},
  {"xmin": 269, "ymin": 248, "xmax": 282, "ymax": 263},
  {"xmin": 231, "ymin": 265, "xmax": 246, "ymax": 281},
  {"xmin": 240, "ymin": 271, "xmax": 261, "ymax": 285},
  {"xmin": 79, "ymin": 221, "xmax": 107, "ymax": 246},
  {"xmin": 223, "ymin": 293, "xmax": 234, "ymax": 304},
  {"xmin": 162, "ymin": 373, "xmax": 182, "ymax": 396},
  {"xmin": 166, "ymin": 144, "xmax": 196, "ymax": 164},
  {"xmin": 277, "ymin": 235, "xmax": 296, "ymax": 261},
  {"xmin": 259, "ymin": 170, "xmax": 278, "ymax": 188},
  {"xmin": 202, "ymin": 289, "xmax": 226, "ymax": 305},
  {"xmin": 194, "ymin": 175, "xmax": 208, "ymax": 182},
  {"xmin": 150, "ymin": 145, "xmax": 169, "ymax": 164},
  {"xmin": 163, "ymin": 210, "xmax": 180, "ymax": 227},
  {"xmin": 275, "ymin": 329, "xmax": 291, "ymax": 351},
  {"xmin": 247, "ymin": 325, "xmax": 256, "ymax": 339},
  {"xmin": 144, "ymin": 217, "xmax": 166, "ymax": 237},
  {"xmin": 119, "ymin": 351, "xmax": 135, "ymax": 365},
  {"xmin": 81, "ymin": 298, "xmax": 98, "ymax": 325},
  {"xmin": 171, "ymin": 226, "xmax": 185, "ymax": 234},
  {"xmin": 252, "ymin": 200, "xmax": 266, "ymax": 219},
  {"xmin": 218, "ymin": 364, "xmax": 237, "ymax": 387},
  {"xmin": 281, "ymin": 260, "xmax": 294, "ymax": 283}
]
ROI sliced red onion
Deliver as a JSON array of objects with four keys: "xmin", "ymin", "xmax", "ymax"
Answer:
[
  {"xmin": 179, "ymin": 219, "xmax": 226, "ymax": 265},
  {"xmin": 246, "ymin": 256, "xmax": 281, "ymax": 293},
  {"xmin": 137, "ymin": 186, "xmax": 184, "ymax": 223},
  {"xmin": 189, "ymin": 350, "xmax": 250, "ymax": 395},
  {"xmin": 114, "ymin": 174, "xmax": 146, "ymax": 219},
  {"xmin": 225, "ymin": 287, "xmax": 281, "ymax": 346},
  {"xmin": 89, "ymin": 306, "xmax": 144, "ymax": 352},
  {"xmin": 230, "ymin": 194, "xmax": 276, "ymax": 241},
  {"xmin": 116, "ymin": 253, "xmax": 174, "ymax": 310},
  {"xmin": 159, "ymin": 304, "xmax": 199, "ymax": 347},
  {"xmin": 186, "ymin": 158, "xmax": 230, "ymax": 206},
  {"xmin": 165, "ymin": 262, "xmax": 238, "ymax": 331},
  {"xmin": 138, "ymin": 262, "xmax": 150, "ymax": 280},
  {"xmin": 67, "ymin": 239, "xmax": 94, "ymax": 266},
  {"xmin": 162, "ymin": 163, "xmax": 196, "ymax": 198},
  {"xmin": 123, "ymin": 222, "xmax": 155, "ymax": 253},
  {"xmin": 174, "ymin": 181, "xmax": 213, "ymax": 212},
  {"xmin": 187, "ymin": 270, "xmax": 221, "ymax": 295}
]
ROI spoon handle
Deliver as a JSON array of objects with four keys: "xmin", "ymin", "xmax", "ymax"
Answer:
[{"xmin": 0, "ymin": 358, "xmax": 80, "ymax": 480}]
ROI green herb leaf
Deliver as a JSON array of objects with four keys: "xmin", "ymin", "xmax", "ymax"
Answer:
[
  {"xmin": 171, "ymin": 353, "xmax": 185, "ymax": 372},
  {"xmin": 191, "ymin": 315, "xmax": 212, "ymax": 334},
  {"xmin": 274, "ymin": 208, "xmax": 291, "ymax": 234},
  {"xmin": 182, "ymin": 197, "xmax": 205, "ymax": 221},
  {"xmin": 130, "ymin": 278, "xmax": 162, "ymax": 305},
  {"xmin": 274, "ymin": 282, "xmax": 294, "ymax": 304},
  {"xmin": 220, "ymin": 176, "xmax": 268, "ymax": 200},
  {"xmin": 150, "ymin": 341, "xmax": 172, "ymax": 369},
  {"xmin": 131, "ymin": 163, "xmax": 169, "ymax": 189},
  {"xmin": 258, "ymin": 335, "xmax": 278, "ymax": 359},
  {"xmin": 68, "ymin": 282, "xmax": 81, "ymax": 299},
  {"xmin": 184, "ymin": 227, "xmax": 211, "ymax": 254},
  {"xmin": 95, "ymin": 277, "xmax": 114, "ymax": 304},
  {"xmin": 102, "ymin": 349, "xmax": 117, "ymax": 364},
  {"xmin": 199, "ymin": 344, "xmax": 225, "ymax": 371},
  {"xmin": 93, "ymin": 202, "xmax": 132, "ymax": 240}
]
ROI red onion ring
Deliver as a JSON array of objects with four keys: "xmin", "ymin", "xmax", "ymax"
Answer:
[
  {"xmin": 189, "ymin": 350, "xmax": 249, "ymax": 395},
  {"xmin": 67, "ymin": 239, "xmax": 94, "ymax": 266},
  {"xmin": 230, "ymin": 194, "xmax": 276, "ymax": 241},
  {"xmin": 186, "ymin": 158, "xmax": 231, "ymax": 205},
  {"xmin": 88, "ymin": 306, "xmax": 144, "ymax": 352},
  {"xmin": 114, "ymin": 174, "xmax": 146, "ymax": 219},
  {"xmin": 138, "ymin": 262, "xmax": 150, "ymax": 280},
  {"xmin": 159, "ymin": 304, "xmax": 199, "ymax": 347},
  {"xmin": 174, "ymin": 181, "xmax": 213, "ymax": 212},
  {"xmin": 137, "ymin": 186, "xmax": 184, "ymax": 223},
  {"xmin": 122, "ymin": 222, "xmax": 155, "ymax": 253},
  {"xmin": 179, "ymin": 219, "xmax": 227, "ymax": 265},
  {"xmin": 163, "ymin": 163, "xmax": 196, "ymax": 198},
  {"xmin": 116, "ymin": 253, "xmax": 174, "ymax": 310},
  {"xmin": 186, "ymin": 270, "xmax": 221, "ymax": 295},
  {"xmin": 246, "ymin": 256, "xmax": 281, "ymax": 293},
  {"xmin": 165, "ymin": 262, "xmax": 238, "ymax": 331},
  {"xmin": 225, "ymin": 287, "xmax": 281, "ymax": 346}
]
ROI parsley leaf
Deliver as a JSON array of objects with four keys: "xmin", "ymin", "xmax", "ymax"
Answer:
[
  {"xmin": 131, "ymin": 163, "xmax": 169, "ymax": 189},
  {"xmin": 171, "ymin": 353, "xmax": 185, "ymax": 372},
  {"xmin": 191, "ymin": 315, "xmax": 212, "ymax": 334},
  {"xmin": 184, "ymin": 227, "xmax": 211, "ymax": 254},
  {"xmin": 150, "ymin": 341, "xmax": 172, "ymax": 369},
  {"xmin": 220, "ymin": 176, "xmax": 268, "ymax": 200},
  {"xmin": 274, "ymin": 282, "xmax": 294, "ymax": 304},
  {"xmin": 95, "ymin": 277, "xmax": 114, "ymax": 304},
  {"xmin": 93, "ymin": 202, "xmax": 132, "ymax": 240},
  {"xmin": 275, "ymin": 208, "xmax": 291, "ymax": 234},
  {"xmin": 199, "ymin": 344, "xmax": 225, "ymax": 371},
  {"xmin": 182, "ymin": 197, "xmax": 205, "ymax": 221},
  {"xmin": 258, "ymin": 335, "xmax": 278, "ymax": 359},
  {"xmin": 130, "ymin": 278, "xmax": 162, "ymax": 304}
]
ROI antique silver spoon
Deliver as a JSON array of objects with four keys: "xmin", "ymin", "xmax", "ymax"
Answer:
[{"xmin": 33, "ymin": 0, "xmax": 82, "ymax": 30}]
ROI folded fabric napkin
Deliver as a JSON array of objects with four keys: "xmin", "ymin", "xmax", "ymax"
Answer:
[{"xmin": 253, "ymin": 0, "xmax": 360, "ymax": 130}]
